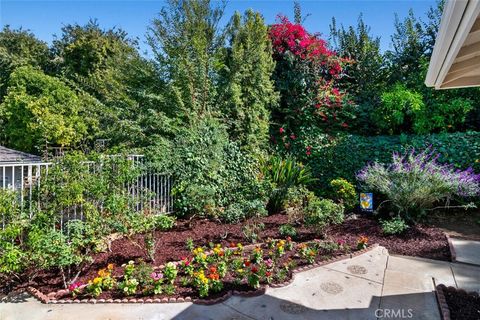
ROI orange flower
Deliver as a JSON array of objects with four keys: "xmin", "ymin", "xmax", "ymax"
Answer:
[
  {"xmin": 208, "ymin": 273, "xmax": 219, "ymax": 280},
  {"xmin": 107, "ymin": 263, "xmax": 114, "ymax": 271},
  {"xmin": 209, "ymin": 266, "xmax": 217, "ymax": 274},
  {"xmin": 359, "ymin": 236, "xmax": 369, "ymax": 244}
]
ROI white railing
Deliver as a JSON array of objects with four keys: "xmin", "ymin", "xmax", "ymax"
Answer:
[{"xmin": 0, "ymin": 156, "xmax": 173, "ymax": 231}]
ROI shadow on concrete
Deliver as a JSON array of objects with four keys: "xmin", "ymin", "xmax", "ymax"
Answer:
[
  {"xmin": 170, "ymin": 290, "xmax": 440, "ymax": 320},
  {"xmin": 0, "ymin": 291, "xmax": 30, "ymax": 304}
]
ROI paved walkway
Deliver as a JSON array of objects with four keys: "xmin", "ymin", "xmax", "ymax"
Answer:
[
  {"xmin": 450, "ymin": 237, "xmax": 480, "ymax": 265},
  {"xmin": 1, "ymin": 246, "xmax": 479, "ymax": 320}
]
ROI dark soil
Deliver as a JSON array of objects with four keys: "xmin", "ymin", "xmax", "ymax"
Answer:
[
  {"xmin": 430, "ymin": 209, "xmax": 480, "ymax": 241},
  {"xmin": 327, "ymin": 215, "xmax": 451, "ymax": 261},
  {"xmin": 444, "ymin": 288, "xmax": 480, "ymax": 320},
  {"xmin": 2, "ymin": 213, "xmax": 451, "ymax": 300}
]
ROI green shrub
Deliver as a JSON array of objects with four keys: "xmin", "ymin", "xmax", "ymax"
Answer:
[
  {"xmin": 154, "ymin": 214, "xmax": 176, "ymax": 230},
  {"xmin": 381, "ymin": 217, "xmax": 409, "ymax": 235},
  {"xmin": 329, "ymin": 178, "xmax": 357, "ymax": 210},
  {"xmin": 376, "ymin": 83, "xmax": 424, "ymax": 135},
  {"xmin": 298, "ymin": 131, "xmax": 480, "ymax": 191},
  {"xmin": 261, "ymin": 156, "xmax": 316, "ymax": 213},
  {"xmin": 304, "ymin": 198, "xmax": 344, "ymax": 234},
  {"xmin": 149, "ymin": 116, "xmax": 268, "ymax": 220},
  {"xmin": 357, "ymin": 149, "xmax": 480, "ymax": 221},
  {"xmin": 278, "ymin": 224, "xmax": 297, "ymax": 238},
  {"xmin": 222, "ymin": 199, "xmax": 267, "ymax": 223}
]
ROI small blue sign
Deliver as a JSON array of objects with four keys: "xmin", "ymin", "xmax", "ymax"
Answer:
[{"xmin": 360, "ymin": 193, "xmax": 373, "ymax": 212}]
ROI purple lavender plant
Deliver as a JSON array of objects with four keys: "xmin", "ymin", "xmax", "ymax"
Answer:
[{"xmin": 357, "ymin": 148, "xmax": 480, "ymax": 221}]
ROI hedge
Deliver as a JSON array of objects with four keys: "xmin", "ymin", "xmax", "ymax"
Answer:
[{"xmin": 302, "ymin": 131, "xmax": 480, "ymax": 192}]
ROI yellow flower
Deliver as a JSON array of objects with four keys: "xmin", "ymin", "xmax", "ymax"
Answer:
[
  {"xmin": 193, "ymin": 247, "xmax": 204, "ymax": 255},
  {"xmin": 93, "ymin": 277, "xmax": 102, "ymax": 285}
]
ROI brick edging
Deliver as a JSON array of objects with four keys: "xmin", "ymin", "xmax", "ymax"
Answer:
[
  {"xmin": 27, "ymin": 243, "xmax": 379, "ymax": 305},
  {"xmin": 435, "ymin": 284, "xmax": 480, "ymax": 320},
  {"xmin": 435, "ymin": 284, "xmax": 451, "ymax": 320}
]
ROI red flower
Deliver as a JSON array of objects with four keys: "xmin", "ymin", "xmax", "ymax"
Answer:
[
  {"xmin": 209, "ymin": 266, "xmax": 217, "ymax": 274},
  {"xmin": 279, "ymin": 127, "xmax": 285, "ymax": 134},
  {"xmin": 251, "ymin": 266, "xmax": 258, "ymax": 273},
  {"xmin": 265, "ymin": 271, "xmax": 272, "ymax": 277},
  {"xmin": 244, "ymin": 260, "xmax": 251, "ymax": 267}
]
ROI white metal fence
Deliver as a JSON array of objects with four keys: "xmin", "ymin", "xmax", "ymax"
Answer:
[{"xmin": 0, "ymin": 155, "xmax": 173, "ymax": 231}]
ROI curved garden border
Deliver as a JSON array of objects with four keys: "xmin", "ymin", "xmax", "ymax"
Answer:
[
  {"xmin": 435, "ymin": 283, "xmax": 480, "ymax": 320},
  {"xmin": 26, "ymin": 243, "xmax": 379, "ymax": 305}
]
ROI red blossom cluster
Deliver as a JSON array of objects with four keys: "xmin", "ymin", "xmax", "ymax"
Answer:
[
  {"xmin": 269, "ymin": 16, "xmax": 343, "ymax": 76},
  {"xmin": 269, "ymin": 16, "xmax": 331, "ymax": 59}
]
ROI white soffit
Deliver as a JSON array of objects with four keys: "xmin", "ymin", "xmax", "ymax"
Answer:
[{"xmin": 425, "ymin": 0, "xmax": 480, "ymax": 89}]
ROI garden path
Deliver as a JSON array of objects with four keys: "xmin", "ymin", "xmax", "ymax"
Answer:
[
  {"xmin": 1, "ymin": 246, "xmax": 479, "ymax": 320},
  {"xmin": 449, "ymin": 237, "xmax": 480, "ymax": 266}
]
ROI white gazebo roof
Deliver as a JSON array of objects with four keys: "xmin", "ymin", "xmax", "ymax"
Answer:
[
  {"xmin": 0, "ymin": 146, "xmax": 41, "ymax": 163},
  {"xmin": 426, "ymin": 0, "xmax": 480, "ymax": 89}
]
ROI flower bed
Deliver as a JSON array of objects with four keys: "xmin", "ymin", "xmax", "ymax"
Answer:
[
  {"xmin": 32, "ymin": 236, "xmax": 373, "ymax": 303},
  {"xmin": 3, "ymin": 213, "xmax": 451, "ymax": 302}
]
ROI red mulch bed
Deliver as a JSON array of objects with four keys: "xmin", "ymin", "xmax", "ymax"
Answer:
[
  {"xmin": 443, "ymin": 288, "xmax": 480, "ymax": 320},
  {"xmin": 327, "ymin": 216, "xmax": 451, "ymax": 261},
  {"xmin": 1, "ymin": 213, "xmax": 451, "ymax": 300}
]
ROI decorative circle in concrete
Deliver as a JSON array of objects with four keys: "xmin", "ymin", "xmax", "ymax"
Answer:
[
  {"xmin": 279, "ymin": 301, "xmax": 307, "ymax": 314},
  {"xmin": 347, "ymin": 265, "xmax": 367, "ymax": 275},
  {"xmin": 320, "ymin": 281, "xmax": 343, "ymax": 295}
]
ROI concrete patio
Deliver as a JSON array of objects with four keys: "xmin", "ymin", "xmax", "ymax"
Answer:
[{"xmin": 1, "ymin": 246, "xmax": 479, "ymax": 320}]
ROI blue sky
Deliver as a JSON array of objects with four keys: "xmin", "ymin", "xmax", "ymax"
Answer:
[{"xmin": 1, "ymin": 0, "xmax": 436, "ymax": 55}]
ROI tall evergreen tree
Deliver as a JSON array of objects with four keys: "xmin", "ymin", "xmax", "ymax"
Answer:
[
  {"xmin": 329, "ymin": 15, "xmax": 385, "ymax": 134},
  {"xmin": 218, "ymin": 10, "xmax": 278, "ymax": 154},
  {"xmin": 147, "ymin": 0, "xmax": 226, "ymax": 121}
]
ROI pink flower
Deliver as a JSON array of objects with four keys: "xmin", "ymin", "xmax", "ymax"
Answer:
[
  {"xmin": 279, "ymin": 127, "xmax": 285, "ymax": 134},
  {"xmin": 68, "ymin": 282, "xmax": 82, "ymax": 292},
  {"xmin": 264, "ymin": 258, "xmax": 274, "ymax": 268},
  {"xmin": 290, "ymin": 134, "xmax": 296, "ymax": 140},
  {"xmin": 150, "ymin": 272, "xmax": 164, "ymax": 281}
]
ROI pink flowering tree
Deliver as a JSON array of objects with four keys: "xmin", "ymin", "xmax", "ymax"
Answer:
[{"xmin": 268, "ymin": 16, "xmax": 354, "ymax": 156}]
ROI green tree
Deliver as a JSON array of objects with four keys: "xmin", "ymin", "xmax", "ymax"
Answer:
[
  {"xmin": 0, "ymin": 66, "xmax": 98, "ymax": 153},
  {"xmin": 218, "ymin": 10, "xmax": 278, "ymax": 154},
  {"xmin": 0, "ymin": 26, "xmax": 50, "ymax": 101},
  {"xmin": 375, "ymin": 83, "xmax": 424, "ymax": 135},
  {"xmin": 52, "ymin": 20, "xmax": 166, "ymax": 147},
  {"xmin": 329, "ymin": 15, "xmax": 385, "ymax": 134},
  {"xmin": 385, "ymin": 10, "xmax": 426, "ymax": 88},
  {"xmin": 147, "ymin": 0, "xmax": 226, "ymax": 120}
]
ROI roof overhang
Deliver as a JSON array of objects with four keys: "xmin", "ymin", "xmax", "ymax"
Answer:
[{"xmin": 425, "ymin": 0, "xmax": 480, "ymax": 89}]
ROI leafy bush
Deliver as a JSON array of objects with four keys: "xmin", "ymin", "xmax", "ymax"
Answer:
[
  {"xmin": 154, "ymin": 215, "xmax": 176, "ymax": 231},
  {"xmin": 299, "ymin": 131, "xmax": 480, "ymax": 191},
  {"xmin": 329, "ymin": 178, "xmax": 357, "ymax": 210},
  {"xmin": 149, "ymin": 116, "xmax": 268, "ymax": 220},
  {"xmin": 278, "ymin": 224, "xmax": 297, "ymax": 238},
  {"xmin": 304, "ymin": 198, "xmax": 344, "ymax": 234},
  {"xmin": 381, "ymin": 217, "xmax": 409, "ymax": 235},
  {"xmin": 222, "ymin": 199, "xmax": 267, "ymax": 223},
  {"xmin": 261, "ymin": 156, "xmax": 316, "ymax": 213},
  {"xmin": 357, "ymin": 149, "xmax": 480, "ymax": 221},
  {"xmin": 375, "ymin": 83, "xmax": 424, "ymax": 135}
]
